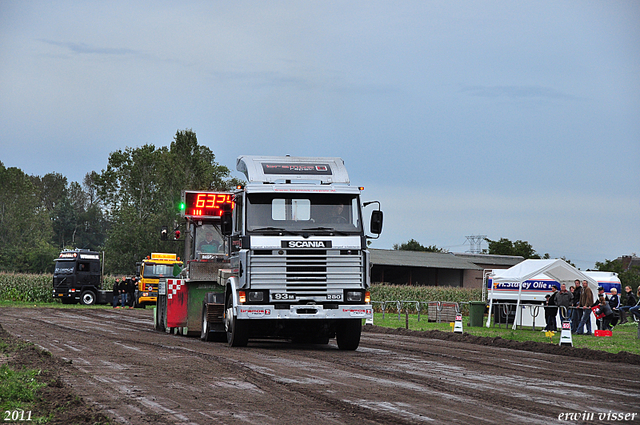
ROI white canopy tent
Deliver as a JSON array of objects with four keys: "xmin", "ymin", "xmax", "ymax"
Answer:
[{"xmin": 486, "ymin": 259, "xmax": 599, "ymax": 329}]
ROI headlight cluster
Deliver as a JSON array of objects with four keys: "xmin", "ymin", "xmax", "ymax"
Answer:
[
  {"xmin": 346, "ymin": 291, "xmax": 363, "ymax": 302},
  {"xmin": 238, "ymin": 290, "xmax": 266, "ymax": 304},
  {"xmin": 345, "ymin": 290, "xmax": 371, "ymax": 303}
]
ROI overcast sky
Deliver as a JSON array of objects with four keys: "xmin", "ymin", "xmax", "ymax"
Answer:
[{"xmin": 1, "ymin": 1, "xmax": 638, "ymax": 269}]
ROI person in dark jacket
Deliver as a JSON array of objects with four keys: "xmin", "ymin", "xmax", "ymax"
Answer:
[
  {"xmin": 544, "ymin": 288, "xmax": 558, "ymax": 331},
  {"xmin": 594, "ymin": 286, "xmax": 608, "ymax": 330},
  {"xmin": 112, "ymin": 278, "xmax": 121, "ymax": 308},
  {"xmin": 570, "ymin": 279, "xmax": 582, "ymax": 333},
  {"xmin": 608, "ymin": 288, "xmax": 620, "ymax": 327},
  {"xmin": 126, "ymin": 277, "xmax": 136, "ymax": 308},
  {"xmin": 595, "ymin": 294, "xmax": 615, "ymax": 331},
  {"xmin": 629, "ymin": 287, "xmax": 640, "ymax": 322},
  {"xmin": 618, "ymin": 286, "xmax": 638, "ymax": 324},
  {"xmin": 119, "ymin": 276, "xmax": 128, "ymax": 308},
  {"xmin": 555, "ymin": 283, "xmax": 573, "ymax": 323}
]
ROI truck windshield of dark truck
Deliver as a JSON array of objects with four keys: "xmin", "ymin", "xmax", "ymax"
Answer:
[
  {"xmin": 246, "ymin": 193, "xmax": 362, "ymax": 233},
  {"xmin": 54, "ymin": 261, "xmax": 75, "ymax": 274}
]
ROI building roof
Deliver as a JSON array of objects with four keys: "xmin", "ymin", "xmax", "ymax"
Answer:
[
  {"xmin": 452, "ymin": 253, "xmax": 524, "ymax": 267},
  {"xmin": 370, "ymin": 249, "xmax": 482, "ymax": 271},
  {"xmin": 617, "ymin": 255, "xmax": 640, "ymax": 271}
]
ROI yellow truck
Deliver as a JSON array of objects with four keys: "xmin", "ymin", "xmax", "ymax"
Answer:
[{"xmin": 135, "ymin": 253, "xmax": 183, "ymax": 308}]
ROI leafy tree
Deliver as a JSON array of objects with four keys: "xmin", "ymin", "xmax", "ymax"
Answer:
[
  {"xmin": 393, "ymin": 239, "xmax": 447, "ymax": 253},
  {"xmin": 30, "ymin": 172, "xmax": 68, "ymax": 212},
  {"xmin": 73, "ymin": 172, "xmax": 109, "ymax": 250},
  {"xmin": 95, "ymin": 129, "xmax": 238, "ymax": 273},
  {"xmin": 483, "ymin": 237, "xmax": 548, "ymax": 259},
  {"xmin": 559, "ymin": 256, "xmax": 575, "ymax": 267},
  {"xmin": 0, "ymin": 163, "xmax": 58, "ymax": 272},
  {"xmin": 29, "ymin": 172, "xmax": 107, "ymax": 252},
  {"xmin": 595, "ymin": 258, "xmax": 640, "ymax": 301},
  {"xmin": 51, "ymin": 197, "xmax": 77, "ymax": 247}
]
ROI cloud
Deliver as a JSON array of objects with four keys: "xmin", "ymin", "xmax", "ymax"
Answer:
[
  {"xmin": 366, "ymin": 184, "xmax": 640, "ymax": 269},
  {"xmin": 40, "ymin": 39, "xmax": 139, "ymax": 56},
  {"xmin": 461, "ymin": 85, "xmax": 581, "ymax": 101}
]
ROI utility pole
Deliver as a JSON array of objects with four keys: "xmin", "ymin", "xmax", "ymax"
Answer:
[{"xmin": 465, "ymin": 235, "xmax": 486, "ymax": 254}]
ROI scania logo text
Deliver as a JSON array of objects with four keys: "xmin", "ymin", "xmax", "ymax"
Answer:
[{"xmin": 282, "ymin": 240, "xmax": 332, "ymax": 248}]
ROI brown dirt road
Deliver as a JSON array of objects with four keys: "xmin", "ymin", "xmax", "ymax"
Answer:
[{"xmin": 1, "ymin": 307, "xmax": 639, "ymax": 424}]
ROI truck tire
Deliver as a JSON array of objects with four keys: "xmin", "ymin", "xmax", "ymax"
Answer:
[
  {"xmin": 155, "ymin": 301, "xmax": 166, "ymax": 332},
  {"xmin": 225, "ymin": 295, "xmax": 248, "ymax": 347},
  {"xmin": 336, "ymin": 319, "xmax": 362, "ymax": 350},
  {"xmin": 201, "ymin": 304, "xmax": 212, "ymax": 342},
  {"xmin": 80, "ymin": 290, "xmax": 96, "ymax": 306}
]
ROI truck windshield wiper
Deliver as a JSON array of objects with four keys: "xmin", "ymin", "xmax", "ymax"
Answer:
[
  {"xmin": 251, "ymin": 227, "xmax": 298, "ymax": 235},
  {"xmin": 302, "ymin": 227, "xmax": 351, "ymax": 235}
]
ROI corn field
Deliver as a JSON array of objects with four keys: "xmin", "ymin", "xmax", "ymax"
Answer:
[
  {"xmin": 0, "ymin": 273, "xmax": 482, "ymax": 308},
  {"xmin": 369, "ymin": 284, "xmax": 483, "ymax": 314},
  {"xmin": 0, "ymin": 273, "xmax": 53, "ymax": 303},
  {"xmin": 0, "ymin": 273, "xmax": 117, "ymax": 303}
]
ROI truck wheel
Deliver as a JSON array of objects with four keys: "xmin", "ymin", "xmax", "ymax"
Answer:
[
  {"xmin": 155, "ymin": 302, "xmax": 166, "ymax": 332},
  {"xmin": 201, "ymin": 304, "xmax": 212, "ymax": 342},
  {"xmin": 225, "ymin": 296, "xmax": 248, "ymax": 347},
  {"xmin": 336, "ymin": 319, "xmax": 362, "ymax": 350},
  {"xmin": 80, "ymin": 290, "xmax": 96, "ymax": 306}
]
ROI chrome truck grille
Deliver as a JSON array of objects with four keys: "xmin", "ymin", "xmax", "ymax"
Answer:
[{"xmin": 249, "ymin": 249, "xmax": 363, "ymax": 297}]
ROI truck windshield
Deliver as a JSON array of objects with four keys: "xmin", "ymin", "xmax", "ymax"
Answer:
[
  {"xmin": 54, "ymin": 261, "xmax": 75, "ymax": 274},
  {"xmin": 195, "ymin": 223, "xmax": 225, "ymax": 254},
  {"xmin": 143, "ymin": 264, "xmax": 178, "ymax": 278},
  {"xmin": 246, "ymin": 193, "xmax": 362, "ymax": 234}
]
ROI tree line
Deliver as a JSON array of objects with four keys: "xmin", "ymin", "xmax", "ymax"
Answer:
[
  {"xmin": 394, "ymin": 238, "xmax": 639, "ymax": 292},
  {"xmin": 0, "ymin": 129, "xmax": 240, "ymax": 274}
]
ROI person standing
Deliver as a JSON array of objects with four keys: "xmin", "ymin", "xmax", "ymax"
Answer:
[
  {"xmin": 576, "ymin": 280, "xmax": 594, "ymax": 335},
  {"xmin": 119, "ymin": 276, "xmax": 128, "ymax": 308},
  {"xmin": 126, "ymin": 277, "xmax": 136, "ymax": 308},
  {"xmin": 595, "ymin": 286, "xmax": 608, "ymax": 302},
  {"xmin": 555, "ymin": 283, "xmax": 573, "ymax": 323},
  {"xmin": 112, "ymin": 277, "xmax": 121, "ymax": 308},
  {"xmin": 570, "ymin": 279, "xmax": 582, "ymax": 333},
  {"xmin": 544, "ymin": 287, "xmax": 558, "ymax": 331}
]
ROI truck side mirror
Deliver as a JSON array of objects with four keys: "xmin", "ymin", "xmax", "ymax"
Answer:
[
  {"xmin": 370, "ymin": 210, "xmax": 383, "ymax": 235},
  {"xmin": 221, "ymin": 211, "xmax": 233, "ymax": 236}
]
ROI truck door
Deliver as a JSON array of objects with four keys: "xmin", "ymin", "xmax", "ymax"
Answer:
[
  {"xmin": 89, "ymin": 260, "xmax": 101, "ymax": 287},
  {"xmin": 77, "ymin": 261, "xmax": 92, "ymax": 286}
]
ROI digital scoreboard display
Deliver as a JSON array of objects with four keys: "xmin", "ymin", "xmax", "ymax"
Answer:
[{"xmin": 183, "ymin": 191, "xmax": 234, "ymax": 218}]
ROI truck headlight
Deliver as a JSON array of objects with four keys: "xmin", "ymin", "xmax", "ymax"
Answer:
[
  {"xmin": 346, "ymin": 291, "xmax": 363, "ymax": 302},
  {"xmin": 248, "ymin": 291, "xmax": 264, "ymax": 302}
]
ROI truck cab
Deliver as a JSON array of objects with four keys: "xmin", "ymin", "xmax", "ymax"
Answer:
[
  {"xmin": 221, "ymin": 156, "xmax": 383, "ymax": 349},
  {"xmin": 53, "ymin": 250, "xmax": 107, "ymax": 305},
  {"xmin": 136, "ymin": 253, "xmax": 183, "ymax": 308}
]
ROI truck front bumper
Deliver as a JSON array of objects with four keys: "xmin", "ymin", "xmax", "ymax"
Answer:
[
  {"xmin": 235, "ymin": 304, "xmax": 372, "ymax": 320},
  {"xmin": 138, "ymin": 291, "xmax": 158, "ymax": 304},
  {"xmin": 53, "ymin": 289, "xmax": 80, "ymax": 301}
]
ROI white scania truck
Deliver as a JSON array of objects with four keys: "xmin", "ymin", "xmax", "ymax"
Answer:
[{"xmin": 217, "ymin": 155, "xmax": 383, "ymax": 350}]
